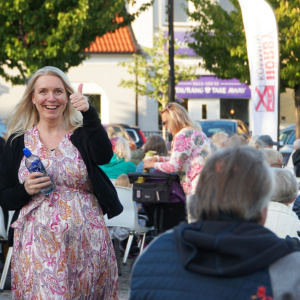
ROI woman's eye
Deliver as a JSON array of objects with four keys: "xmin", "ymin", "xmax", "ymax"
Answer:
[
  {"xmin": 55, "ymin": 90, "xmax": 63, "ymax": 94},
  {"xmin": 39, "ymin": 90, "xmax": 46, "ymax": 94}
]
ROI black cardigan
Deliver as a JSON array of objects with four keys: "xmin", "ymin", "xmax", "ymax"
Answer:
[{"xmin": 0, "ymin": 105, "xmax": 122, "ymax": 246}]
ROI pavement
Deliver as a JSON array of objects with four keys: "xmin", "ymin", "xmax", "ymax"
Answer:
[{"xmin": 0, "ymin": 257, "xmax": 135, "ymax": 300}]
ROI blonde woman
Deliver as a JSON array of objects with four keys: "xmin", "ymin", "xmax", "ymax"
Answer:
[
  {"xmin": 100, "ymin": 136, "xmax": 136, "ymax": 179},
  {"xmin": 0, "ymin": 66, "xmax": 120, "ymax": 299},
  {"xmin": 144, "ymin": 103, "xmax": 212, "ymax": 195}
]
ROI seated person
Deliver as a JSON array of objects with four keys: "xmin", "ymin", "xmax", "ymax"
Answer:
[
  {"xmin": 115, "ymin": 173, "xmax": 132, "ymax": 188},
  {"xmin": 211, "ymin": 132, "xmax": 228, "ymax": 149},
  {"xmin": 264, "ymin": 168, "xmax": 300, "ymax": 238},
  {"xmin": 99, "ymin": 136, "xmax": 136, "ymax": 179},
  {"xmin": 129, "ymin": 146, "xmax": 300, "ymax": 300},
  {"xmin": 227, "ymin": 133, "xmax": 248, "ymax": 147},
  {"xmin": 262, "ymin": 148, "xmax": 284, "ymax": 168},
  {"xmin": 136, "ymin": 134, "xmax": 186, "ymax": 232}
]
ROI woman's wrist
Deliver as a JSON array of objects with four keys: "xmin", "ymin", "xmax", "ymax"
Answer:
[{"xmin": 155, "ymin": 155, "xmax": 160, "ymax": 162}]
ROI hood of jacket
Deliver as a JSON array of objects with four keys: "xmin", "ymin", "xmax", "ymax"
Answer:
[{"xmin": 173, "ymin": 218, "xmax": 299, "ymax": 277}]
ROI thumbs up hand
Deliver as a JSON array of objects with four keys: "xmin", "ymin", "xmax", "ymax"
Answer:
[{"xmin": 70, "ymin": 83, "xmax": 89, "ymax": 112}]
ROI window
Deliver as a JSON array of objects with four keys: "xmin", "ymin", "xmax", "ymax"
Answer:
[
  {"xmin": 163, "ymin": 0, "xmax": 188, "ymax": 24},
  {"xmin": 87, "ymin": 94, "xmax": 101, "ymax": 117}
]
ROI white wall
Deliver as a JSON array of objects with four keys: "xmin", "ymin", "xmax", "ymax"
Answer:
[
  {"xmin": 67, "ymin": 54, "xmax": 158, "ymax": 130},
  {"xmin": 128, "ymin": 0, "xmax": 154, "ymax": 48},
  {"xmin": 188, "ymin": 98, "xmax": 220, "ymax": 120}
]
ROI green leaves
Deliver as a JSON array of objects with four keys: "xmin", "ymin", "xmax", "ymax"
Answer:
[
  {"xmin": 188, "ymin": 0, "xmax": 300, "ymax": 91},
  {"xmin": 0, "ymin": 0, "xmax": 153, "ymax": 85},
  {"xmin": 119, "ymin": 30, "xmax": 196, "ymax": 108}
]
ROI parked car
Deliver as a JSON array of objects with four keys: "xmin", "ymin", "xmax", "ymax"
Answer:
[
  {"xmin": 197, "ymin": 119, "xmax": 250, "ymax": 139},
  {"xmin": 119, "ymin": 124, "xmax": 147, "ymax": 149},
  {"xmin": 279, "ymin": 124, "xmax": 295, "ymax": 161},
  {"xmin": 103, "ymin": 124, "xmax": 136, "ymax": 151}
]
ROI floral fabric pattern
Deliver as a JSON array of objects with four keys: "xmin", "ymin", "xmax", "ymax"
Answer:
[
  {"xmin": 11, "ymin": 126, "xmax": 118, "ymax": 299},
  {"xmin": 155, "ymin": 128, "xmax": 211, "ymax": 195}
]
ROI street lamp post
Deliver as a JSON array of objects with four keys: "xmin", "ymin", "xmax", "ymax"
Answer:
[{"xmin": 168, "ymin": 0, "xmax": 175, "ymax": 103}]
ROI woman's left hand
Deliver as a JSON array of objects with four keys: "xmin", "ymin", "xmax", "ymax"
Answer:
[{"xmin": 70, "ymin": 83, "xmax": 89, "ymax": 112}]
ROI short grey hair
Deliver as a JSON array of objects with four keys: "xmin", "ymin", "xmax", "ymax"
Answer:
[
  {"xmin": 188, "ymin": 146, "xmax": 275, "ymax": 223},
  {"xmin": 262, "ymin": 148, "xmax": 283, "ymax": 166},
  {"xmin": 293, "ymin": 139, "xmax": 300, "ymax": 151},
  {"xmin": 272, "ymin": 169, "xmax": 298, "ymax": 204}
]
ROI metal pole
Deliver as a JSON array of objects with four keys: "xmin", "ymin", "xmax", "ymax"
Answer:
[
  {"xmin": 168, "ymin": 0, "xmax": 175, "ymax": 102},
  {"xmin": 135, "ymin": 57, "xmax": 139, "ymax": 126}
]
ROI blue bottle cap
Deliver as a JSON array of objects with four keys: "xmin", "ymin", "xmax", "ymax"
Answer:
[{"xmin": 23, "ymin": 148, "xmax": 32, "ymax": 157}]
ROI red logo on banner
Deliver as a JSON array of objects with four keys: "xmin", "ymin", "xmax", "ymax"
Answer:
[{"xmin": 255, "ymin": 86, "xmax": 274, "ymax": 112}]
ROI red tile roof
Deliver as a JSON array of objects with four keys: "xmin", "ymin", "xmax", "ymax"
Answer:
[{"xmin": 85, "ymin": 16, "xmax": 140, "ymax": 54}]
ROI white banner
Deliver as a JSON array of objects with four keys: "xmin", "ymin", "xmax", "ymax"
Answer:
[{"xmin": 238, "ymin": 0, "xmax": 279, "ymax": 140}]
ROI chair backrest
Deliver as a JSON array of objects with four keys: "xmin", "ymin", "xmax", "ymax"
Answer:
[
  {"xmin": 104, "ymin": 186, "xmax": 138, "ymax": 231},
  {"xmin": 0, "ymin": 208, "xmax": 7, "ymax": 239},
  {"xmin": 7, "ymin": 211, "xmax": 14, "ymax": 235}
]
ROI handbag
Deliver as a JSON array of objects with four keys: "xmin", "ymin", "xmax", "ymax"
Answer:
[{"xmin": 129, "ymin": 172, "xmax": 179, "ymax": 204}]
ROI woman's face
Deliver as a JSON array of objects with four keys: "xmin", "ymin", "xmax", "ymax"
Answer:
[
  {"xmin": 162, "ymin": 112, "xmax": 175, "ymax": 135},
  {"xmin": 32, "ymin": 75, "xmax": 68, "ymax": 123}
]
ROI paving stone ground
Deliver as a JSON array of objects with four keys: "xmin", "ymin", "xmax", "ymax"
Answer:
[{"xmin": 0, "ymin": 257, "xmax": 135, "ymax": 300}]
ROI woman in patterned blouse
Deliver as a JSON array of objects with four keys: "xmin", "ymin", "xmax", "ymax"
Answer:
[{"xmin": 144, "ymin": 102, "xmax": 212, "ymax": 196}]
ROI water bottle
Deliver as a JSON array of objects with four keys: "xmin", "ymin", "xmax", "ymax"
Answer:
[{"xmin": 23, "ymin": 147, "xmax": 56, "ymax": 195}]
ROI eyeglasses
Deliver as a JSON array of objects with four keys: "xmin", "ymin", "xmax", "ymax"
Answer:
[
  {"xmin": 272, "ymin": 163, "xmax": 285, "ymax": 169},
  {"xmin": 162, "ymin": 121, "xmax": 168, "ymax": 127}
]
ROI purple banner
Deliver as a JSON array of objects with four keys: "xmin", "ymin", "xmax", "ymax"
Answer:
[{"xmin": 176, "ymin": 76, "xmax": 251, "ymax": 99}]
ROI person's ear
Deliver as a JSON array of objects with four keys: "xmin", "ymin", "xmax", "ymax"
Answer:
[{"xmin": 259, "ymin": 206, "xmax": 268, "ymax": 226}]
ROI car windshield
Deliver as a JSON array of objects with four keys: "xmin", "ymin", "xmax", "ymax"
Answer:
[{"xmin": 198, "ymin": 121, "xmax": 236, "ymax": 137}]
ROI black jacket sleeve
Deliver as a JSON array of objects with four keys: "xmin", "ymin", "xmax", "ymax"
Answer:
[
  {"xmin": 80, "ymin": 105, "xmax": 113, "ymax": 165},
  {"xmin": 0, "ymin": 134, "xmax": 31, "ymax": 210}
]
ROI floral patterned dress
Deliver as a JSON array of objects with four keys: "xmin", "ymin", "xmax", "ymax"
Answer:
[
  {"xmin": 154, "ymin": 128, "xmax": 212, "ymax": 195},
  {"xmin": 11, "ymin": 126, "xmax": 118, "ymax": 299}
]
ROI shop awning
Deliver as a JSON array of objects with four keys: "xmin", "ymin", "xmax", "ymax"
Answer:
[{"xmin": 175, "ymin": 76, "xmax": 251, "ymax": 99}]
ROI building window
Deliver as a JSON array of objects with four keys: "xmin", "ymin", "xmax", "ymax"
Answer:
[
  {"xmin": 163, "ymin": 0, "xmax": 188, "ymax": 24},
  {"xmin": 87, "ymin": 94, "xmax": 101, "ymax": 117}
]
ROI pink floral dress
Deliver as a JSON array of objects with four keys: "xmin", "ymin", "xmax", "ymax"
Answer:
[
  {"xmin": 11, "ymin": 126, "xmax": 118, "ymax": 299},
  {"xmin": 154, "ymin": 128, "xmax": 212, "ymax": 195}
]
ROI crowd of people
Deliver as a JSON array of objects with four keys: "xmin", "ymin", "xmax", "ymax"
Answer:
[{"xmin": 0, "ymin": 66, "xmax": 300, "ymax": 299}]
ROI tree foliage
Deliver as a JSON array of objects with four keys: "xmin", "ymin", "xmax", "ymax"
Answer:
[
  {"xmin": 119, "ymin": 30, "xmax": 197, "ymax": 110},
  {"xmin": 187, "ymin": 0, "xmax": 300, "ymax": 92},
  {"xmin": 0, "ymin": 0, "xmax": 153, "ymax": 85}
]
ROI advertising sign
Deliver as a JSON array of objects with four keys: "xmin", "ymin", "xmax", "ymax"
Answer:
[{"xmin": 238, "ymin": 0, "xmax": 279, "ymax": 138}]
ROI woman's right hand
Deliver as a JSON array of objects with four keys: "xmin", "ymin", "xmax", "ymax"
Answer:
[
  {"xmin": 143, "ymin": 157, "xmax": 157, "ymax": 170},
  {"xmin": 24, "ymin": 172, "xmax": 52, "ymax": 195}
]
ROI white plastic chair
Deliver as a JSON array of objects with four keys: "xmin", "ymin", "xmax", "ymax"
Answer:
[
  {"xmin": 104, "ymin": 186, "xmax": 154, "ymax": 265},
  {"xmin": 0, "ymin": 210, "xmax": 14, "ymax": 291}
]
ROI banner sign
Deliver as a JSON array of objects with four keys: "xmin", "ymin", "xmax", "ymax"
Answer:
[
  {"xmin": 175, "ymin": 76, "xmax": 251, "ymax": 99},
  {"xmin": 238, "ymin": 0, "xmax": 279, "ymax": 139}
]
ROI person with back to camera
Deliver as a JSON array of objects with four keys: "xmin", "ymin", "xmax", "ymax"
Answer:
[
  {"xmin": 264, "ymin": 168, "xmax": 300, "ymax": 239},
  {"xmin": 143, "ymin": 103, "xmax": 212, "ymax": 196},
  {"xmin": 136, "ymin": 134, "xmax": 186, "ymax": 231},
  {"xmin": 0, "ymin": 66, "xmax": 122, "ymax": 299},
  {"xmin": 130, "ymin": 146, "xmax": 300, "ymax": 300},
  {"xmin": 99, "ymin": 136, "xmax": 136, "ymax": 180},
  {"xmin": 262, "ymin": 148, "xmax": 284, "ymax": 169}
]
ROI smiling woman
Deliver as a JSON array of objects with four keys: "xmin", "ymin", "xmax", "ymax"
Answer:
[{"xmin": 0, "ymin": 66, "xmax": 121, "ymax": 299}]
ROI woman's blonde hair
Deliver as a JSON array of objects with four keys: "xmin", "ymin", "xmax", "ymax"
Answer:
[
  {"xmin": 6, "ymin": 66, "xmax": 83, "ymax": 139},
  {"xmin": 161, "ymin": 102, "xmax": 200, "ymax": 135},
  {"xmin": 112, "ymin": 137, "xmax": 132, "ymax": 161}
]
